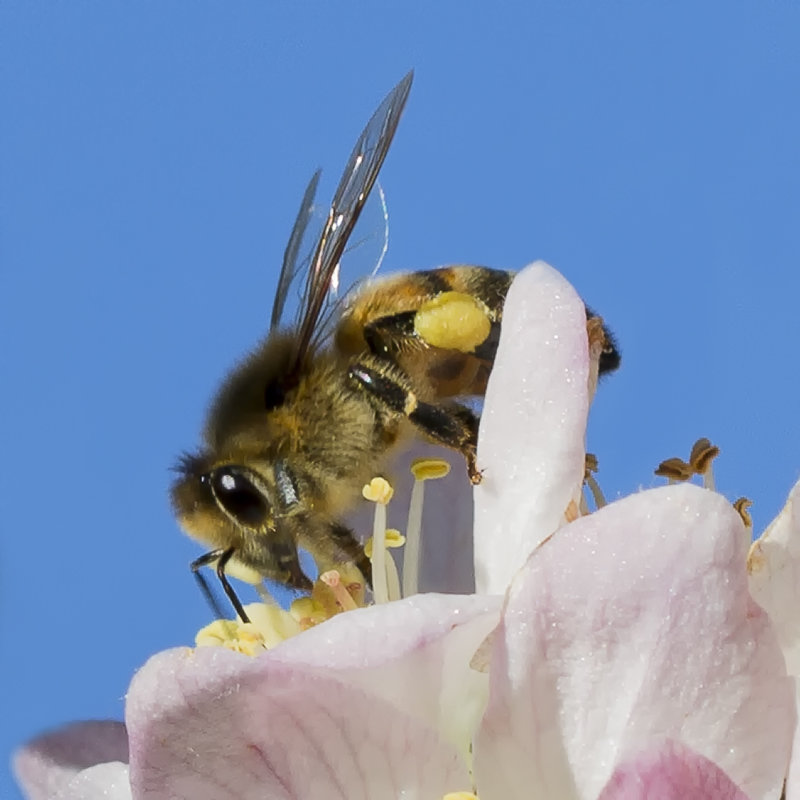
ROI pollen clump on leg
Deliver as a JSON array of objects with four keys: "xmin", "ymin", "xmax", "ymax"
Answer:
[{"xmin": 414, "ymin": 291, "xmax": 492, "ymax": 353}]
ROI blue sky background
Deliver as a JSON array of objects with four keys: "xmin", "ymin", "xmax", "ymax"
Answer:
[{"xmin": 2, "ymin": 3, "xmax": 799, "ymax": 797}]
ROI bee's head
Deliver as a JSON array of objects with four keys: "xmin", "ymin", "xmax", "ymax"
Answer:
[
  {"xmin": 171, "ymin": 453, "xmax": 273, "ymax": 543},
  {"xmin": 170, "ymin": 453, "xmax": 310, "ymax": 589}
]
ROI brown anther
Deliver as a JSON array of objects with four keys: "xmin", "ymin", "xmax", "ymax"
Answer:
[
  {"xmin": 733, "ymin": 497, "xmax": 753, "ymax": 529},
  {"xmin": 689, "ymin": 438, "xmax": 720, "ymax": 476},
  {"xmin": 584, "ymin": 452, "xmax": 599, "ymax": 477},
  {"xmin": 655, "ymin": 457, "xmax": 694, "ymax": 482}
]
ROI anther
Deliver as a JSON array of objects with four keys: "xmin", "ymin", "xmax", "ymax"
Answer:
[
  {"xmin": 404, "ymin": 458, "xmax": 451, "ymax": 597},
  {"xmin": 733, "ymin": 497, "xmax": 753, "ymax": 531},
  {"xmin": 584, "ymin": 452, "xmax": 607, "ymax": 509},
  {"xmin": 363, "ymin": 476, "xmax": 394, "ymax": 603},
  {"xmin": 654, "ymin": 457, "xmax": 694, "ymax": 483},
  {"xmin": 689, "ymin": 437, "xmax": 720, "ymax": 491},
  {"xmin": 319, "ymin": 570, "xmax": 359, "ymax": 611}
]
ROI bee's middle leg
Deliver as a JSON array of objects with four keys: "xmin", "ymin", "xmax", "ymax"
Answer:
[{"xmin": 348, "ymin": 359, "xmax": 482, "ymax": 484}]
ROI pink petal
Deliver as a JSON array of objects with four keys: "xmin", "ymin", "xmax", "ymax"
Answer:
[
  {"xmin": 271, "ymin": 593, "xmax": 501, "ymax": 756},
  {"xmin": 474, "ymin": 484, "xmax": 794, "ymax": 800},
  {"xmin": 14, "ymin": 720, "xmax": 128, "ymax": 800},
  {"xmin": 597, "ymin": 740, "xmax": 750, "ymax": 800},
  {"xmin": 474, "ymin": 261, "xmax": 590, "ymax": 595},
  {"xmin": 127, "ymin": 646, "xmax": 472, "ymax": 800}
]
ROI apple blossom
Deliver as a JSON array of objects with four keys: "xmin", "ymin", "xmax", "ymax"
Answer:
[{"xmin": 14, "ymin": 262, "xmax": 800, "ymax": 800}]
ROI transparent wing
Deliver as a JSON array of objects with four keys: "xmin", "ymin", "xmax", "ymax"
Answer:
[
  {"xmin": 288, "ymin": 70, "xmax": 413, "ymax": 376},
  {"xmin": 270, "ymin": 169, "xmax": 322, "ymax": 330}
]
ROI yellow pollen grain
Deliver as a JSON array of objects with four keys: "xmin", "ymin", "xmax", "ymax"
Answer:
[
  {"xmin": 443, "ymin": 793, "xmax": 479, "ymax": 800},
  {"xmin": 411, "ymin": 457, "xmax": 451, "ymax": 481},
  {"xmin": 362, "ymin": 476, "xmax": 394, "ymax": 505},
  {"xmin": 415, "ymin": 291, "xmax": 491, "ymax": 353}
]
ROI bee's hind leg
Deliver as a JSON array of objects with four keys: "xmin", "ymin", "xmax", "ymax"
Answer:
[{"xmin": 348, "ymin": 359, "xmax": 482, "ymax": 484}]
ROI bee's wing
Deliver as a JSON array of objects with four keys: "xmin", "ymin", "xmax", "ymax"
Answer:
[
  {"xmin": 270, "ymin": 169, "xmax": 322, "ymax": 330},
  {"xmin": 288, "ymin": 70, "xmax": 413, "ymax": 375}
]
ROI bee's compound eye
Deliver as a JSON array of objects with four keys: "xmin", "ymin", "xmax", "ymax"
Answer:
[{"xmin": 210, "ymin": 467, "xmax": 269, "ymax": 528}]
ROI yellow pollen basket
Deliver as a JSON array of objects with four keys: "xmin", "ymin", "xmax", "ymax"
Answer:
[{"xmin": 414, "ymin": 291, "xmax": 492, "ymax": 353}]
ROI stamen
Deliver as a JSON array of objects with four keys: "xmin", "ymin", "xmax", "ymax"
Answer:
[
  {"xmin": 403, "ymin": 458, "xmax": 451, "ymax": 597},
  {"xmin": 655, "ymin": 438, "xmax": 720, "ymax": 490},
  {"xmin": 564, "ymin": 498, "xmax": 580, "ymax": 523},
  {"xmin": 384, "ymin": 551, "xmax": 402, "ymax": 602},
  {"xmin": 319, "ymin": 570, "xmax": 359, "ymax": 611},
  {"xmin": 584, "ymin": 452, "xmax": 607, "ymax": 509},
  {"xmin": 655, "ymin": 457, "xmax": 694, "ymax": 482},
  {"xmin": 363, "ymin": 477, "xmax": 394, "ymax": 604},
  {"xmin": 365, "ymin": 528, "xmax": 405, "ymax": 602},
  {"xmin": 733, "ymin": 497, "xmax": 753, "ymax": 532},
  {"xmin": 689, "ymin": 437, "xmax": 720, "ymax": 491}
]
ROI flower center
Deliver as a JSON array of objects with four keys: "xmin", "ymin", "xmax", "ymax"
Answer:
[{"xmin": 195, "ymin": 457, "xmax": 452, "ymax": 651}]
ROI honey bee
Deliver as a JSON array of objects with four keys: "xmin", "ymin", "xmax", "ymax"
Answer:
[{"xmin": 171, "ymin": 72, "xmax": 620, "ymax": 620}]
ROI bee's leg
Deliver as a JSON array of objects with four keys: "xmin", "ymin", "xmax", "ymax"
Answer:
[
  {"xmin": 294, "ymin": 519, "xmax": 373, "ymax": 588},
  {"xmin": 325, "ymin": 523, "xmax": 373, "ymax": 588},
  {"xmin": 348, "ymin": 359, "xmax": 482, "ymax": 484},
  {"xmin": 191, "ymin": 548, "xmax": 250, "ymax": 623}
]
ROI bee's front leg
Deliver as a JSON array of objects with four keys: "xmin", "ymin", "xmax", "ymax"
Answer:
[{"xmin": 348, "ymin": 357, "xmax": 482, "ymax": 484}]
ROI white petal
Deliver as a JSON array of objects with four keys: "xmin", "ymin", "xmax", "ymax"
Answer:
[
  {"xmin": 473, "ymin": 261, "xmax": 590, "ymax": 595},
  {"xmin": 748, "ymin": 477, "xmax": 800, "ymax": 672},
  {"xmin": 272, "ymin": 592, "xmax": 501, "ymax": 759},
  {"xmin": 126, "ymin": 646, "xmax": 472, "ymax": 800},
  {"xmin": 474, "ymin": 485, "xmax": 794, "ymax": 800},
  {"xmin": 749, "ymin": 478, "xmax": 800, "ymax": 799},
  {"xmin": 52, "ymin": 763, "xmax": 132, "ymax": 800},
  {"xmin": 14, "ymin": 721, "xmax": 128, "ymax": 800}
]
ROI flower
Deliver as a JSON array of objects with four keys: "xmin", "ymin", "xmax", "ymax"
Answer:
[{"xmin": 15, "ymin": 263, "xmax": 800, "ymax": 799}]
